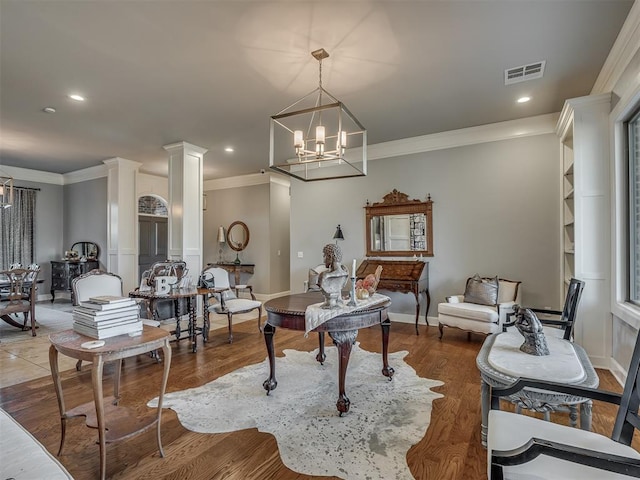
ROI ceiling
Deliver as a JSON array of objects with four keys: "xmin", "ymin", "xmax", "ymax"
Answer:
[{"xmin": 0, "ymin": 1, "xmax": 633, "ymax": 181}]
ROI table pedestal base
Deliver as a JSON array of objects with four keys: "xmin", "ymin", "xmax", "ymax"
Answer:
[{"xmin": 262, "ymin": 318, "xmax": 394, "ymax": 416}]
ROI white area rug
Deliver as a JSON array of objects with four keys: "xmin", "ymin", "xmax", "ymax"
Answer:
[
  {"xmin": 150, "ymin": 344, "xmax": 444, "ymax": 479},
  {"xmin": 0, "ymin": 305, "xmax": 73, "ymax": 343}
]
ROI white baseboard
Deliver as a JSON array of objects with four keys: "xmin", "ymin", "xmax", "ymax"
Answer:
[
  {"xmin": 609, "ymin": 357, "xmax": 627, "ymax": 388},
  {"xmin": 387, "ymin": 312, "xmax": 437, "ymax": 327}
]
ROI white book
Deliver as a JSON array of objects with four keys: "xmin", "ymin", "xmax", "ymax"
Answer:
[
  {"xmin": 73, "ymin": 321, "xmax": 143, "ymax": 339},
  {"xmin": 73, "ymin": 315, "xmax": 139, "ymax": 328},
  {"xmin": 80, "ymin": 299, "xmax": 137, "ymax": 311},
  {"xmin": 88, "ymin": 295, "xmax": 132, "ymax": 304},
  {"xmin": 74, "ymin": 305, "xmax": 139, "ymax": 319}
]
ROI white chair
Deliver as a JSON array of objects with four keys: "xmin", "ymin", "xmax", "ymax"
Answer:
[
  {"xmin": 438, "ymin": 276, "xmax": 521, "ymax": 338},
  {"xmin": 200, "ymin": 266, "xmax": 262, "ymax": 343},
  {"xmin": 488, "ymin": 329, "xmax": 640, "ymax": 479},
  {"xmin": 72, "ymin": 269, "xmax": 160, "ymax": 369},
  {"xmin": 304, "ymin": 264, "xmax": 329, "ymax": 292}
]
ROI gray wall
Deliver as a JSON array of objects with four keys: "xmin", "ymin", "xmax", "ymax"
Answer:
[
  {"xmin": 64, "ymin": 178, "xmax": 108, "ymax": 270},
  {"xmin": 13, "ymin": 180, "xmax": 64, "ymax": 297},
  {"xmin": 269, "ymin": 181, "xmax": 290, "ymax": 293},
  {"xmin": 204, "ymin": 184, "xmax": 272, "ymax": 293},
  {"xmin": 290, "ymin": 133, "xmax": 560, "ymax": 320}
]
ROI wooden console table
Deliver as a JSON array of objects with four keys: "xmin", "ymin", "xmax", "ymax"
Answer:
[
  {"xmin": 208, "ymin": 262, "xmax": 255, "ymax": 286},
  {"xmin": 49, "ymin": 326, "xmax": 171, "ymax": 480},
  {"xmin": 356, "ymin": 259, "xmax": 429, "ymax": 335}
]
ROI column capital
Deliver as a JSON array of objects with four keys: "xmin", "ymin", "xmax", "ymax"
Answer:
[
  {"xmin": 103, "ymin": 157, "xmax": 143, "ymax": 170},
  {"xmin": 162, "ymin": 141, "xmax": 208, "ymax": 157}
]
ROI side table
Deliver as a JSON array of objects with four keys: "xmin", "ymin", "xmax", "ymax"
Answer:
[
  {"xmin": 476, "ymin": 331, "xmax": 599, "ymax": 447},
  {"xmin": 49, "ymin": 326, "xmax": 171, "ymax": 480}
]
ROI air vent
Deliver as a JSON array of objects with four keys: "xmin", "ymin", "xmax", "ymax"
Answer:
[{"xmin": 504, "ymin": 61, "xmax": 546, "ymax": 85}]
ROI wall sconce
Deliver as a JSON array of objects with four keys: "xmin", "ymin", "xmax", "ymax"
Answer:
[
  {"xmin": 333, "ymin": 224, "xmax": 344, "ymax": 244},
  {"xmin": 203, "ymin": 193, "xmax": 208, "ymax": 211}
]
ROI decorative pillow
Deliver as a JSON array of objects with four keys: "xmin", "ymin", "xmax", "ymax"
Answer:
[{"xmin": 463, "ymin": 274, "xmax": 499, "ymax": 306}]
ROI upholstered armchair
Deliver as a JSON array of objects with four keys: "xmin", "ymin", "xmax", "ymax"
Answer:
[
  {"xmin": 304, "ymin": 264, "xmax": 329, "ymax": 292},
  {"xmin": 200, "ymin": 266, "xmax": 262, "ymax": 343},
  {"xmin": 438, "ymin": 275, "xmax": 521, "ymax": 338}
]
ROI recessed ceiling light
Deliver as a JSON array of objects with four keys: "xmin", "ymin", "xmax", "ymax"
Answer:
[
  {"xmin": 68, "ymin": 94, "xmax": 85, "ymax": 102},
  {"xmin": 224, "ymin": 147, "xmax": 234, "ymax": 153},
  {"xmin": 517, "ymin": 96, "xmax": 531, "ymax": 103},
  {"xmin": 43, "ymin": 107, "xmax": 56, "ymax": 113}
]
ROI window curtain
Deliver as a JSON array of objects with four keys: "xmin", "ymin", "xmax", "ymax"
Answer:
[{"xmin": 0, "ymin": 188, "xmax": 36, "ymax": 269}]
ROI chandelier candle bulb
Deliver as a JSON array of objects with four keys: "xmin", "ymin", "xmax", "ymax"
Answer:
[
  {"xmin": 294, "ymin": 130, "xmax": 304, "ymax": 149},
  {"xmin": 316, "ymin": 125, "xmax": 325, "ymax": 144}
]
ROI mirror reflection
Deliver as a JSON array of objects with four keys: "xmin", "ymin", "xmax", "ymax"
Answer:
[
  {"xmin": 370, "ymin": 213, "xmax": 427, "ymax": 252},
  {"xmin": 365, "ymin": 190, "xmax": 433, "ymax": 257},
  {"xmin": 227, "ymin": 221, "xmax": 250, "ymax": 252}
]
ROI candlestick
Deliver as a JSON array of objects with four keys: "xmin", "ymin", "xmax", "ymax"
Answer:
[{"xmin": 352, "ymin": 258, "xmax": 357, "ymax": 277}]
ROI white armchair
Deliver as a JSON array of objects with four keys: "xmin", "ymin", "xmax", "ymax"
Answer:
[
  {"xmin": 438, "ymin": 276, "xmax": 521, "ymax": 338},
  {"xmin": 201, "ymin": 266, "xmax": 262, "ymax": 343}
]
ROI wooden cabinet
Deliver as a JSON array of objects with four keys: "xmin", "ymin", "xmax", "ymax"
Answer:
[
  {"xmin": 356, "ymin": 259, "xmax": 429, "ymax": 334},
  {"xmin": 50, "ymin": 260, "xmax": 99, "ymax": 302}
]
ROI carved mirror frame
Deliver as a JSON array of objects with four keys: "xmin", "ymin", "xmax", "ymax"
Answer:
[
  {"xmin": 365, "ymin": 190, "xmax": 433, "ymax": 257},
  {"xmin": 227, "ymin": 221, "xmax": 250, "ymax": 252}
]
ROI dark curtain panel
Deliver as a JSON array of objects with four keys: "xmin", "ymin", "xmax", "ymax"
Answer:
[{"xmin": 0, "ymin": 188, "xmax": 36, "ymax": 269}]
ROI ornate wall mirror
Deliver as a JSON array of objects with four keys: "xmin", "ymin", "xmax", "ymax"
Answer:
[
  {"xmin": 227, "ymin": 221, "xmax": 250, "ymax": 252},
  {"xmin": 365, "ymin": 190, "xmax": 433, "ymax": 257},
  {"xmin": 70, "ymin": 241, "xmax": 100, "ymax": 260}
]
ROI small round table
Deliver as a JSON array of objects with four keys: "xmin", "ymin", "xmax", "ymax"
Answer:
[
  {"xmin": 263, "ymin": 292, "xmax": 393, "ymax": 415},
  {"xmin": 49, "ymin": 326, "xmax": 171, "ymax": 480}
]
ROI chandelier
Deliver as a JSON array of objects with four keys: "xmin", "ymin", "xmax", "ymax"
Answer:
[
  {"xmin": 269, "ymin": 48, "xmax": 367, "ymax": 182},
  {"xmin": 0, "ymin": 170, "xmax": 13, "ymax": 209}
]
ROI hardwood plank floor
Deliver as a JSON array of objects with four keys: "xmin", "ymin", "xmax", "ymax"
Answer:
[{"xmin": 0, "ymin": 321, "xmax": 633, "ymax": 479}]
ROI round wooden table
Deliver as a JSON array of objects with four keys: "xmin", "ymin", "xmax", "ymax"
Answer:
[{"xmin": 263, "ymin": 292, "xmax": 393, "ymax": 415}]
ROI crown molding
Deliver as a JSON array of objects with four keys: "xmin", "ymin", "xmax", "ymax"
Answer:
[
  {"xmin": 1, "ymin": 165, "xmax": 64, "ymax": 185},
  {"xmin": 366, "ymin": 113, "xmax": 558, "ymax": 161},
  {"xmin": 204, "ymin": 171, "xmax": 290, "ymax": 191},
  {"xmin": 556, "ymin": 92, "xmax": 612, "ymax": 137},
  {"xmin": 63, "ymin": 164, "xmax": 108, "ymax": 184},
  {"xmin": 592, "ymin": 1, "xmax": 640, "ymax": 94}
]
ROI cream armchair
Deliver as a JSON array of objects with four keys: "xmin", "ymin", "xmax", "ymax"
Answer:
[{"xmin": 438, "ymin": 276, "xmax": 521, "ymax": 338}]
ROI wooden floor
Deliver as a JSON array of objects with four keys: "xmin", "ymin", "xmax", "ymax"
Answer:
[{"xmin": 0, "ymin": 320, "xmax": 633, "ymax": 479}]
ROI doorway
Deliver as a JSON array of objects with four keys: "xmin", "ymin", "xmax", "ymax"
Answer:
[{"xmin": 138, "ymin": 215, "xmax": 168, "ymax": 281}]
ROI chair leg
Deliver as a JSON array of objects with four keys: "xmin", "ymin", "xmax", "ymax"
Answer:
[
  {"xmin": 227, "ymin": 313, "xmax": 233, "ymax": 343},
  {"xmin": 438, "ymin": 323, "xmax": 444, "ymax": 339},
  {"xmin": 257, "ymin": 306, "xmax": 263, "ymax": 332},
  {"xmin": 76, "ymin": 359, "xmax": 83, "ymax": 371}
]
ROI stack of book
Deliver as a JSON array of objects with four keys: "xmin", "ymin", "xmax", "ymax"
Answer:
[{"xmin": 73, "ymin": 295, "xmax": 143, "ymax": 339}]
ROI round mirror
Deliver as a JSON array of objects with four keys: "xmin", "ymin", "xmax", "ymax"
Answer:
[{"xmin": 227, "ymin": 221, "xmax": 250, "ymax": 251}]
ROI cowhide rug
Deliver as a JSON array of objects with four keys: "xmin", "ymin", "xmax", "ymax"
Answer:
[{"xmin": 149, "ymin": 344, "xmax": 443, "ymax": 480}]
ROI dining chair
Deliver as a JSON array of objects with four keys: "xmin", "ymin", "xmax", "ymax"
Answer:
[
  {"xmin": 0, "ymin": 267, "xmax": 40, "ymax": 336},
  {"xmin": 488, "ymin": 328, "xmax": 640, "ymax": 479},
  {"xmin": 503, "ymin": 278, "xmax": 585, "ymax": 341},
  {"xmin": 200, "ymin": 266, "xmax": 262, "ymax": 343},
  {"xmin": 72, "ymin": 269, "xmax": 160, "ymax": 370}
]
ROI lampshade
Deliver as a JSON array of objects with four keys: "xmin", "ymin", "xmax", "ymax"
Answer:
[
  {"xmin": 269, "ymin": 48, "xmax": 367, "ymax": 182},
  {"xmin": 217, "ymin": 226, "xmax": 226, "ymax": 243},
  {"xmin": 0, "ymin": 172, "xmax": 13, "ymax": 209},
  {"xmin": 333, "ymin": 224, "xmax": 344, "ymax": 242}
]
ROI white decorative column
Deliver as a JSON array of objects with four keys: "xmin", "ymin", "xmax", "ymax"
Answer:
[
  {"xmin": 163, "ymin": 141, "xmax": 207, "ymax": 285},
  {"xmin": 103, "ymin": 157, "xmax": 142, "ymax": 295}
]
